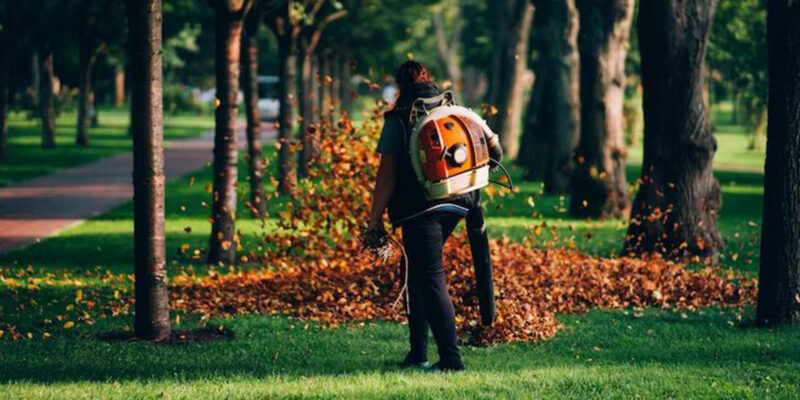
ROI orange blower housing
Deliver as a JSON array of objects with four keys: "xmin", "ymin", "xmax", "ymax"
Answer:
[{"xmin": 409, "ymin": 101, "xmax": 493, "ymax": 200}]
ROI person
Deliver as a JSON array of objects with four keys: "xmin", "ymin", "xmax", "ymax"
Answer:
[{"xmin": 366, "ymin": 61, "xmax": 499, "ymax": 372}]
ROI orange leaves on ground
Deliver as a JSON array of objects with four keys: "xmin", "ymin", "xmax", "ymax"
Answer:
[
  {"xmin": 170, "ymin": 234, "xmax": 755, "ymax": 345},
  {"xmin": 168, "ymin": 100, "xmax": 756, "ymax": 345}
]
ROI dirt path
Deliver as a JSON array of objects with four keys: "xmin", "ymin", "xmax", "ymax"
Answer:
[{"xmin": 0, "ymin": 126, "xmax": 275, "ymax": 254}]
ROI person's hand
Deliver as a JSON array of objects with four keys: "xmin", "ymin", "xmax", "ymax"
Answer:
[{"xmin": 361, "ymin": 224, "xmax": 388, "ymax": 252}]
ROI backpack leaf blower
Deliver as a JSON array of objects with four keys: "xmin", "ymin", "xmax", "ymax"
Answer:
[{"xmin": 405, "ymin": 91, "xmax": 509, "ymax": 326}]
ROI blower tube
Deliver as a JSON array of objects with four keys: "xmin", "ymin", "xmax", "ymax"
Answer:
[{"xmin": 466, "ymin": 204, "xmax": 495, "ymax": 326}]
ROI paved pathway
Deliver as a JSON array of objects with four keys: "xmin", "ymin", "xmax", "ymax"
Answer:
[{"xmin": 0, "ymin": 125, "xmax": 275, "ymax": 254}]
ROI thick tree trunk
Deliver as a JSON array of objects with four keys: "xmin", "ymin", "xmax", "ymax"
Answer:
[
  {"xmin": 114, "ymin": 65, "xmax": 125, "ymax": 107},
  {"xmin": 208, "ymin": 2, "xmax": 247, "ymax": 265},
  {"xmin": 297, "ymin": 53, "xmax": 314, "ymax": 178},
  {"xmin": 76, "ymin": 46, "xmax": 93, "ymax": 147},
  {"xmin": 125, "ymin": 0, "xmax": 171, "ymax": 341},
  {"xmin": 569, "ymin": 0, "xmax": 634, "ymax": 218},
  {"xmin": 756, "ymin": 0, "xmax": 800, "ymax": 326},
  {"xmin": 517, "ymin": 0, "xmax": 580, "ymax": 194},
  {"xmin": 276, "ymin": 28, "xmax": 297, "ymax": 195},
  {"xmin": 0, "ymin": 27, "xmax": 10, "ymax": 162},
  {"xmin": 39, "ymin": 51, "xmax": 56, "ymax": 149},
  {"xmin": 488, "ymin": 0, "xmax": 534, "ymax": 159},
  {"xmin": 242, "ymin": 13, "xmax": 267, "ymax": 218},
  {"xmin": 624, "ymin": 0, "xmax": 723, "ymax": 260}
]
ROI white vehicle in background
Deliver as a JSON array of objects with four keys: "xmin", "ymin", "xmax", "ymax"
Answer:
[{"xmin": 258, "ymin": 76, "xmax": 280, "ymax": 121}]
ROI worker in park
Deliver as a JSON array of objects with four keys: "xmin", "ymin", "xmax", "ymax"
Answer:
[{"xmin": 364, "ymin": 61, "xmax": 506, "ymax": 373}]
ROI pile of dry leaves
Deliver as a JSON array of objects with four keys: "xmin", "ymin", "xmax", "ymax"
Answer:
[{"xmin": 170, "ymin": 99, "xmax": 757, "ymax": 344}]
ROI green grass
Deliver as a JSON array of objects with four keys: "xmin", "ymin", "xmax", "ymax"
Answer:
[
  {"xmin": 1, "ymin": 103, "xmax": 796, "ymax": 399},
  {"xmin": 0, "ymin": 108, "xmax": 213, "ymax": 187},
  {"xmin": 2, "ymin": 310, "xmax": 797, "ymax": 399}
]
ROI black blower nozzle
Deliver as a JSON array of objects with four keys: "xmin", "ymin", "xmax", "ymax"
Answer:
[{"xmin": 466, "ymin": 207, "xmax": 495, "ymax": 326}]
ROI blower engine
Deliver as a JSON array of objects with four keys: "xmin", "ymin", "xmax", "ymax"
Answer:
[{"xmin": 407, "ymin": 91, "xmax": 509, "ymax": 200}]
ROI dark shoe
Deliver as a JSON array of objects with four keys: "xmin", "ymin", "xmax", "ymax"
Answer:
[
  {"xmin": 397, "ymin": 354, "xmax": 428, "ymax": 369},
  {"xmin": 424, "ymin": 361, "xmax": 465, "ymax": 373}
]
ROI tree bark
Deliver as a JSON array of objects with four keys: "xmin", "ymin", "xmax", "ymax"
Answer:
[
  {"xmin": 756, "ymin": 0, "xmax": 800, "ymax": 326},
  {"xmin": 624, "ymin": 0, "xmax": 723, "ymax": 260},
  {"xmin": 488, "ymin": 0, "xmax": 534, "ymax": 159},
  {"xmin": 208, "ymin": 0, "xmax": 251, "ymax": 265},
  {"xmin": 569, "ymin": 0, "xmax": 634, "ymax": 218},
  {"xmin": 331, "ymin": 52, "xmax": 341, "ymax": 117},
  {"xmin": 242, "ymin": 10, "xmax": 267, "ymax": 218},
  {"xmin": 39, "ymin": 51, "xmax": 56, "ymax": 149},
  {"xmin": 297, "ymin": 53, "xmax": 314, "ymax": 178},
  {"xmin": 276, "ymin": 19, "xmax": 297, "ymax": 195},
  {"xmin": 76, "ymin": 44, "xmax": 94, "ymax": 147},
  {"xmin": 125, "ymin": 0, "xmax": 171, "ymax": 341},
  {"xmin": 517, "ymin": 0, "xmax": 580, "ymax": 194},
  {"xmin": 114, "ymin": 65, "xmax": 125, "ymax": 107},
  {"xmin": 339, "ymin": 49, "xmax": 352, "ymax": 114}
]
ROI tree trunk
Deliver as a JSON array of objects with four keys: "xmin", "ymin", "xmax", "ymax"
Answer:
[
  {"xmin": 517, "ymin": 0, "xmax": 580, "ymax": 194},
  {"xmin": 331, "ymin": 52, "xmax": 341, "ymax": 117},
  {"xmin": 319, "ymin": 53, "xmax": 332, "ymax": 123},
  {"xmin": 297, "ymin": 53, "xmax": 313, "ymax": 178},
  {"xmin": 39, "ymin": 51, "xmax": 55, "ymax": 149},
  {"xmin": 114, "ymin": 65, "xmax": 126, "ymax": 107},
  {"xmin": 569, "ymin": 0, "xmax": 634, "ymax": 218},
  {"xmin": 90, "ymin": 87, "xmax": 99, "ymax": 127},
  {"xmin": 76, "ymin": 45, "xmax": 93, "ymax": 147},
  {"xmin": 339, "ymin": 50, "xmax": 352, "ymax": 114},
  {"xmin": 276, "ymin": 23, "xmax": 297, "ymax": 195},
  {"xmin": 487, "ymin": 0, "xmax": 534, "ymax": 159},
  {"xmin": 208, "ymin": 1, "xmax": 248, "ymax": 265},
  {"xmin": 242, "ymin": 12, "xmax": 267, "ymax": 218},
  {"xmin": 756, "ymin": 0, "xmax": 800, "ymax": 326},
  {"xmin": 0, "ymin": 24, "xmax": 10, "ymax": 162},
  {"xmin": 125, "ymin": 0, "xmax": 171, "ymax": 341},
  {"xmin": 624, "ymin": 0, "xmax": 723, "ymax": 260}
]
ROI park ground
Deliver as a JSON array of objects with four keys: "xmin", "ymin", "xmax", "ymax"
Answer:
[{"xmin": 1, "ymin": 105, "xmax": 798, "ymax": 399}]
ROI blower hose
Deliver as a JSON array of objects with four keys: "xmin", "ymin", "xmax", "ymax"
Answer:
[{"xmin": 489, "ymin": 158, "xmax": 514, "ymax": 191}]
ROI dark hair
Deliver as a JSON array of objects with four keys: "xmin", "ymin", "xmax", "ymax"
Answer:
[{"xmin": 395, "ymin": 61, "xmax": 433, "ymax": 92}]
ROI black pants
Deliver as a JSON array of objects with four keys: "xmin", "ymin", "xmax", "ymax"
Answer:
[{"xmin": 402, "ymin": 211, "xmax": 465, "ymax": 367}]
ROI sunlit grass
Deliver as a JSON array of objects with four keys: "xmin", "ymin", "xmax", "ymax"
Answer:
[{"xmin": 1, "ymin": 103, "xmax": 794, "ymax": 400}]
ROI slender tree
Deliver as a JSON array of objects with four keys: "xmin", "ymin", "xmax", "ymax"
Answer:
[
  {"xmin": 756, "ymin": 0, "xmax": 800, "ymax": 325},
  {"xmin": 207, "ymin": 0, "xmax": 255, "ymax": 265},
  {"xmin": 517, "ymin": 0, "xmax": 580, "ymax": 193},
  {"xmin": 569, "ymin": 0, "xmax": 634, "ymax": 218},
  {"xmin": 242, "ymin": 5, "xmax": 267, "ymax": 218},
  {"xmin": 487, "ymin": 0, "xmax": 534, "ymax": 159},
  {"xmin": 74, "ymin": 0, "xmax": 125, "ymax": 146},
  {"xmin": 624, "ymin": 0, "xmax": 723, "ymax": 260},
  {"xmin": 295, "ymin": 3, "xmax": 347, "ymax": 178},
  {"xmin": 266, "ymin": 1, "xmax": 298, "ymax": 195},
  {"xmin": 39, "ymin": 51, "xmax": 56, "ymax": 149},
  {"xmin": 125, "ymin": 0, "xmax": 171, "ymax": 341},
  {"xmin": 114, "ymin": 65, "xmax": 126, "ymax": 107}
]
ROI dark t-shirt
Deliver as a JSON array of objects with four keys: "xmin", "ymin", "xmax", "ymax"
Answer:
[{"xmin": 376, "ymin": 114, "xmax": 404, "ymax": 155}]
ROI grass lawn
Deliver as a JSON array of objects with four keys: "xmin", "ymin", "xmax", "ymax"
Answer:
[
  {"xmin": 1, "ymin": 103, "xmax": 797, "ymax": 399},
  {"xmin": 0, "ymin": 108, "xmax": 214, "ymax": 187}
]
